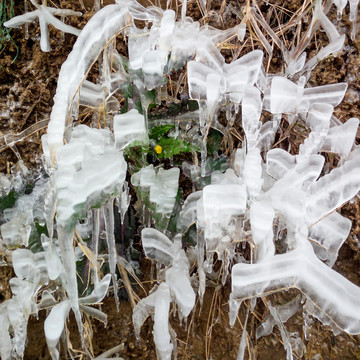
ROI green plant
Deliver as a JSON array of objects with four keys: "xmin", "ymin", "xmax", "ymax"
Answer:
[{"xmin": 0, "ymin": 0, "xmax": 18, "ymax": 63}]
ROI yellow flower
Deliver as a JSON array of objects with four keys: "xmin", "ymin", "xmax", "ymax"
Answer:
[{"xmin": 154, "ymin": 145, "xmax": 162, "ymax": 154}]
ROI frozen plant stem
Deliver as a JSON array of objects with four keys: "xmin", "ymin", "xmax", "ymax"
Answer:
[{"xmin": 4, "ymin": 0, "xmax": 81, "ymax": 52}]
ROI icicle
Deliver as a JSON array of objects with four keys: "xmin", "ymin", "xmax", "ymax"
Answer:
[
  {"xmin": 91, "ymin": 208, "xmax": 100, "ymax": 285},
  {"xmin": 103, "ymin": 199, "xmax": 120, "ymax": 310},
  {"xmin": 95, "ymin": 0, "xmax": 101, "ymax": 12},
  {"xmin": 268, "ymin": 304, "xmax": 294, "ymax": 360},
  {"xmin": 56, "ymin": 226, "xmax": 83, "ymax": 345},
  {"xmin": 181, "ymin": 0, "xmax": 187, "ymax": 22},
  {"xmin": 236, "ymin": 310, "xmax": 249, "ymax": 360},
  {"xmin": 24, "ymin": 0, "xmax": 29, "ymax": 40},
  {"xmin": 199, "ymin": 102, "xmax": 208, "ymax": 177},
  {"xmin": 349, "ymin": 0, "xmax": 359, "ymax": 40}
]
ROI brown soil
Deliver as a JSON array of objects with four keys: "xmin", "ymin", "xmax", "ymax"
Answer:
[{"xmin": 1, "ymin": 0, "xmax": 360, "ymax": 359}]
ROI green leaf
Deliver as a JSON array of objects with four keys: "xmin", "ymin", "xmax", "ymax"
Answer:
[
  {"xmin": 155, "ymin": 137, "xmax": 194, "ymax": 159},
  {"xmin": 149, "ymin": 124, "xmax": 175, "ymax": 140},
  {"xmin": 28, "ymin": 222, "xmax": 48, "ymax": 253},
  {"xmin": 146, "ymin": 89, "xmax": 156, "ymax": 104},
  {"xmin": 207, "ymin": 129, "xmax": 223, "ymax": 155},
  {"xmin": 0, "ymin": 190, "xmax": 17, "ymax": 212}
]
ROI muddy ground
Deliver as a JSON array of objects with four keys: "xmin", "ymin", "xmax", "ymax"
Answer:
[{"xmin": 1, "ymin": 0, "xmax": 360, "ymax": 359}]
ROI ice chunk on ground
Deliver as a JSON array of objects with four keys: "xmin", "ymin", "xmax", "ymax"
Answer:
[
  {"xmin": 12, "ymin": 249, "xmax": 48, "ymax": 284},
  {"xmin": 0, "ymin": 302, "xmax": 12, "ymax": 360},
  {"xmin": 41, "ymin": 234, "xmax": 63, "ymax": 281},
  {"xmin": 159, "ymin": 10, "xmax": 175, "ymax": 54},
  {"xmin": 128, "ymin": 27, "xmax": 151, "ymax": 70},
  {"xmin": 131, "ymin": 165, "xmax": 156, "ymax": 188},
  {"xmin": 225, "ymin": 50, "xmax": 263, "ymax": 104},
  {"xmin": 79, "ymin": 80, "xmax": 105, "ymax": 107},
  {"xmin": 114, "ymin": 109, "xmax": 148, "ymax": 149},
  {"xmin": 0, "ymin": 173, "xmax": 11, "ymax": 197},
  {"xmin": 78, "ymin": 274, "xmax": 111, "ymax": 304},
  {"xmin": 55, "ymin": 126, "xmax": 126, "ymax": 227},
  {"xmin": 103, "ymin": 199, "xmax": 119, "ymax": 310},
  {"xmin": 187, "ymin": 47, "xmax": 263, "ymax": 111},
  {"xmin": 206, "ymin": 72, "xmax": 223, "ymax": 118},
  {"xmin": 177, "ymin": 191, "xmax": 202, "ymax": 233},
  {"xmin": 266, "ymin": 155, "xmax": 324, "ymax": 228}
]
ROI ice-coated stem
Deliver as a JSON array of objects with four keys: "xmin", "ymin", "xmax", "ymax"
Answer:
[
  {"xmin": 103, "ymin": 199, "xmax": 119, "ymax": 310},
  {"xmin": 199, "ymin": 102, "xmax": 208, "ymax": 177},
  {"xmin": 47, "ymin": 4, "xmax": 131, "ymax": 160},
  {"xmin": 91, "ymin": 208, "xmax": 100, "ymax": 285},
  {"xmin": 231, "ymin": 241, "xmax": 360, "ymax": 334}
]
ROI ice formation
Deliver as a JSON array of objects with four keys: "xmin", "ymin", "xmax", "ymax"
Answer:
[
  {"xmin": 134, "ymin": 229, "xmax": 195, "ymax": 359},
  {"xmin": 4, "ymin": 0, "xmax": 81, "ymax": 52},
  {"xmin": 1, "ymin": 0, "xmax": 360, "ymax": 359}
]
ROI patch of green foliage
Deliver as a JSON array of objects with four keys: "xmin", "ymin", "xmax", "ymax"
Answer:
[
  {"xmin": 0, "ymin": 0, "xmax": 18, "ymax": 63},
  {"xmin": 28, "ymin": 222, "xmax": 48, "ymax": 253},
  {"xmin": 150, "ymin": 124, "xmax": 198, "ymax": 159},
  {"xmin": 207, "ymin": 129, "xmax": 223, "ymax": 155},
  {"xmin": 0, "ymin": 190, "xmax": 17, "ymax": 212}
]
